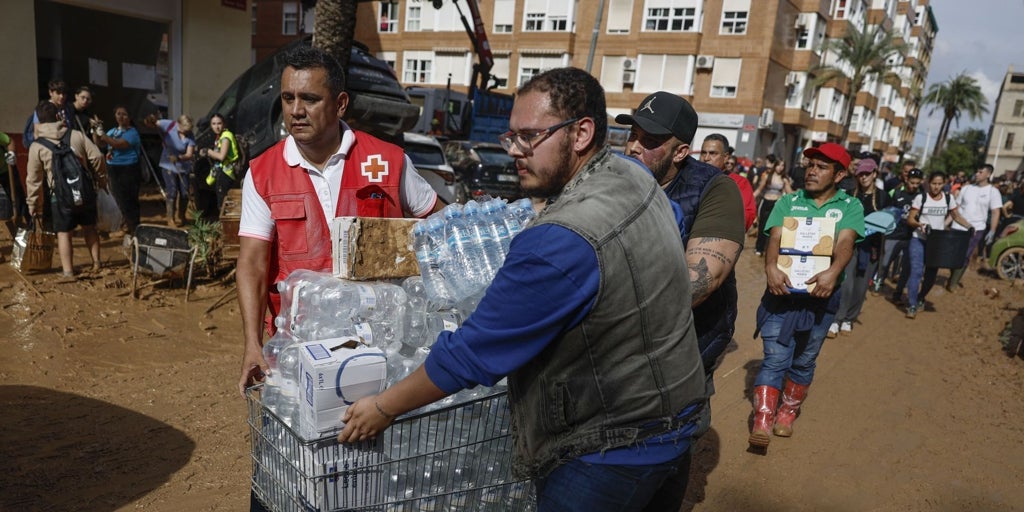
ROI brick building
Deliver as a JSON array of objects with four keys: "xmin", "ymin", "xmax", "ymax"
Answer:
[{"xmin": 252, "ymin": 0, "xmax": 936, "ymax": 163}]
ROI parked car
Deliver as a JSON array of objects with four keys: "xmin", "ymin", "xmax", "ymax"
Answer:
[
  {"xmin": 989, "ymin": 218, "xmax": 1024, "ymax": 280},
  {"xmin": 403, "ymin": 132, "xmax": 458, "ymax": 205},
  {"xmin": 441, "ymin": 140, "xmax": 521, "ymax": 201}
]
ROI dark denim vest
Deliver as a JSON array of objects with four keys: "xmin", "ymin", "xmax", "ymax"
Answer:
[
  {"xmin": 663, "ymin": 157, "xmax": 740, "ymax": 371},
  {"xmin": 507, "ymin": 149, "xmax": 706, "ymax": 479}
]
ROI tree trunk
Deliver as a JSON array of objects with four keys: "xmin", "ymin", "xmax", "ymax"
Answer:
[
  {"xmin": 932, "ymin": 111, "xmax": 953, "ymax": 159},
  {"xmin": 313, "ymin": 0, "xmax": 358, "ymax": 69}
]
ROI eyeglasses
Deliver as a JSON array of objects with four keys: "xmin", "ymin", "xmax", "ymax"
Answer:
[{"xmin": 499, "ymin": 118, "xmax": 580, "ymax": 154}]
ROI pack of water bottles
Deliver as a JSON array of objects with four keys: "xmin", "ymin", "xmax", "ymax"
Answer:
[{"xmin": 412, "ymin": 197, "xmax": 536, "ymax": 307}]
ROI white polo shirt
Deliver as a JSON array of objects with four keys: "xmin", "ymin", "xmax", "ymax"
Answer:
[{"xmin": 238, "ymin": 124, "xmax": 437, "ymax": 241}]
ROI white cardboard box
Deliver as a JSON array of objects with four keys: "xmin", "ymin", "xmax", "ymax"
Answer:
[
  {"xmin": 777, "ymin": 254, "xmax": 832, "ymax": 293},
  {"xmin": 779, "ymin": 216, "xmax": 837, "ymax": 256},
  {"xmin": 297, "ymin": 338, "xmax": 387, "ymax": 440}
]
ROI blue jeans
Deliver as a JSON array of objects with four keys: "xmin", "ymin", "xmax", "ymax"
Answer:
[
  {"xmin": 535, "ymin": 452, "xmax": 692, "ymax": 512},
  {"xmin": 906, "ymin": 237, "xmax": 937, "ymax": 306},
  {"xmin": 161, "ymin": 168, "xmax": 190, "ymax": 203},
  {"xmin": 754, "ymin": 306, "xmax": 834, "ymax": 389}
]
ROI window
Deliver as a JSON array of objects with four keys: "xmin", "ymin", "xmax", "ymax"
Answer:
[
  {"xmin": 491, "ymin": 56, "xmax": 510, "ymax": 88},
  {"xmin": 517, "ymin": 55, "xmax": 566, "ymax": 86},
  {"xmin": 710, "ymin": 58, "xmax": 741, "ymax": 98},
  {"xmin": 601, "ymin": 56, "xmax": 630, "ymax": 93},
  {"xmin": 525, "ymin": 13, "xmax": 544, "ymax": 31},
  {"xmin": 403, "ymin": 51, "xmax": 433, "ymax": 84},
  {"xmin": 1013, "ymin": 99, "xmax": 1024, "ymax": 117},
  {"xmin": 379, "ymin": 1, "xmax": 399, "ymax": 33},
  {"xmin": 494, "ymin": 0, "xmax": 514, "ymax": 33},
  {"xmin": 834, "ymin": 0, "xmax": 847, "ymax": 19},
  {"xmin": 282, "ymin": 1, "xmax": 299, "ymax": 35},
  {"xmin": 634, "ymin": 54, "xmax": 689, "ymax": 94},
  {"xmin": 523, "ymin": 1, "xmax": 573, "ymax": 31},
  {"xmin": 796, "ymin": 27, "xmax": 810, "ymax": 49},
  {"xmin": 433, "ymin": 52, "xmax": 471, "ymax": 86},
  {"xmin": 644, "ymin": 6, "xmax": 697, "ymax": 31},
  {"xmin": 406, "ymin": 1, "xmax": 422, "ymax": 31},
  {"xmin": 1006, "ymin": 132, "xmax": 1015, "ymax": 151},
  {"xmin": 607, "ymin": 0, "xmax": 634, "ymax": 33},
  {"xmin": 721, "ymin": 11, "xmax": 747, "ymax": 34},
  {"xmin": 720, "ymin": 0, "xmax": 750, "ymax": 34}
]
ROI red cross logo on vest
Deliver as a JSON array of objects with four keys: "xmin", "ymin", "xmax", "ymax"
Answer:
[{"xmin": 361, "ymin": 154, "xmax": 389, "ymax": 183}]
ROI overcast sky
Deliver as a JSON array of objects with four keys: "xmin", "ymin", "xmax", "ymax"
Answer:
[{"xmin": 912, "ymin": 0, "xmax": 1024, "ymax": 152}]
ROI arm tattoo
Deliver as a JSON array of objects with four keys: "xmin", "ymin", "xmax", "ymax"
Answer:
[
  {"xmin": 689, "ymin": 258, "xmax": 713, "ymax": 303},
  {"xmin": 689, "ymin": 246, "xmax": 731, "ymax": 266}
]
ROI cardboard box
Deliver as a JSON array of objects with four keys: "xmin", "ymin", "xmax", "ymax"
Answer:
[
  {"xmin": 777, "ymin": 254, "xmax": 832, "ymax": 293},
  {"xmin": 779, "ymin": 216, "xmax": 837, "ymax": 256},
  {"xmin": 297, "ymin": 339, "xmax": 387, "ymax": 441},
  {"xmin": 330, "ymin": 216, "xmax": 420, "ymax": 280}
]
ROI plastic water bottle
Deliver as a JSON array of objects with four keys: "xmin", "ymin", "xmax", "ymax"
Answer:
[
  {"xmin": 482, "ymin": 199, "xmax": 513, "ymax": 258},
  {"xmin": 411, "ymin": 223, "xmax": 456, "ymax": 308},
  {"xmin": 444, "ymin": 206, "xmax": 487, "ymax": 297},
  {"xmin": 463, "ymin": 201, "xmax": 505, "ymax": 279},
  {"xmin": 511, "ymin": 198, "xmax": 537, "ymax": 229}
]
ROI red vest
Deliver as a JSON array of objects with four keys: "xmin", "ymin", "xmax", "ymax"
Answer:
[{"xmin": 249, "ymin": 130, "xmax": 406, "ymax": 323}]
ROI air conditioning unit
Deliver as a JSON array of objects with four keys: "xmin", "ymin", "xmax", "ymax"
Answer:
[
  {"xmin": 794, "ymin": 13, "xmax": 809, "ymax": 29},
  {"xmin": 623, "ymin": 58, "xmax": 636, "ymax": 71},
  {"xmin": 785, "ymin": 72, "xmax": 800, "ymax": 87},
  {"xmin": 758, "ymin": 108, "xmax": 775, "ymax": 129},
  {"xmin": 622, "ymin": 70, "xmax": 636, "ymax": 85},
  {"xmin": 695, "ymin": 55, "xmax": 714, "ymax": 70}
]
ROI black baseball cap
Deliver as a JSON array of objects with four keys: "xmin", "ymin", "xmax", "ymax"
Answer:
[{"xmin": 615, "ymin": 91, "xmax": 698, "ymax": 144}]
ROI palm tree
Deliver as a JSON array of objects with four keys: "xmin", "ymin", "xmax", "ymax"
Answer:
[
  {"xmin": 810, "ymin": 25, "xmax": 908, "ymax": 146},
  {"xmin": 312, "ymin": 0, "xmax": 358, "ymax": 68},
  {"xmin": 922, "ymin": 72, "xmax": 989, "ymax": 159}
]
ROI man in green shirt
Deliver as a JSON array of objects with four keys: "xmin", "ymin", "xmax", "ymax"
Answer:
[{"xmin": 749, "ymin": 142, "xmax": 865, "ymax": 450}]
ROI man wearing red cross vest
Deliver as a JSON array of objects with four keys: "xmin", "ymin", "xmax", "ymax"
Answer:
[{"xmin": 237, "ymin": 46, "xmax": 442, "ymax": 399}]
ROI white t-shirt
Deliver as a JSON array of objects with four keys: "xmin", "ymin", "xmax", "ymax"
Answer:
[
  {"xmin": 238, "ymin": 126, "xmax": 437, "ymax": 241},
  {"xmin": 911, "ymin": 191, "xmax": 958, "ymax": 241},
  {"xmin": 953, "ymin": 183, "xmax": 1003, "ymax": 231}
]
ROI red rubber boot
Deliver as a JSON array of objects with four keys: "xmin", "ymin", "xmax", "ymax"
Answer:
[
  {"xmin": 773, "ymin": 380, "xmax": 809, "ymax": 437},
  {"xmin": 749, "ymin": 385, "xmax": 779, "ymax": 448}
]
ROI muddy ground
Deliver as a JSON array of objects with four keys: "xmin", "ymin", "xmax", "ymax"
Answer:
[{"xmin": 1, "ymin": 190, "xmax": 1023, "ymax": 511}]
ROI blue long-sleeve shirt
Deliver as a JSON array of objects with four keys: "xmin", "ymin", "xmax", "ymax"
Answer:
[{"xmin": 424, "ymin": 218, "xmax": 697, "ymax": 465}]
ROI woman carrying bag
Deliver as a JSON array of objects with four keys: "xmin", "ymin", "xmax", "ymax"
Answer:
[{"xmin": 897, "ymin": 171, "xmax": 971, "ymax": 319}]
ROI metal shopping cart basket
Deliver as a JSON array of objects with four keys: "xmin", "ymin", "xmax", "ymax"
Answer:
[
  {"xmin": 130, "ymin": 224, "xmax": 197, "ymax": 300},
  {"xmin": 247, "ymin": 385, "xmax": 536, "ymax": 511}
]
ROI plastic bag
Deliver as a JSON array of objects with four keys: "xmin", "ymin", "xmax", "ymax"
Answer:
[{"xmin": 96, "ymin": 187, "xmax": 123, "ymax": 233}]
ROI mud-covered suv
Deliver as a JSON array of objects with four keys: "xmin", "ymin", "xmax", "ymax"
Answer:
[{"xmin": 193, "ymin": 37, "xmax": 418, "ymax": 176}]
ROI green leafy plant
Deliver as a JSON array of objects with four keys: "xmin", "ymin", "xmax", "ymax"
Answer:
[{"xmin": 187, "ymin": 207, "xmax": 222, "ymax": 278}]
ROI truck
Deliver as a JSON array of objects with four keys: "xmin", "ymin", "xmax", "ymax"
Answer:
[{"xmin": 408, "ymin": 0, "xmax": 514, "ymax": 144}]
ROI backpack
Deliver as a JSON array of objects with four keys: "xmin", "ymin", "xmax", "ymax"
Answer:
[{"xmin": 36, "ymin": 130, "xmax": 97, "ymax": 216}]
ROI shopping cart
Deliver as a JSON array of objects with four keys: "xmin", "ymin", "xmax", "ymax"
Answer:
[{"xmin": 247, "ymin": 386, "xmax": 535, "ymax": 511}]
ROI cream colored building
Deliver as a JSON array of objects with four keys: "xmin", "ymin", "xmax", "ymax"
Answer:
[
  {"xmin": 985, "ymin": 67, "xmax": 1024, "ymax": 179},
  {"xmin": 0, "ymin": 0, "xmax": 250, "ymax": 152},
  {"xmin": 354, "ymin": 0, "xmax": 935, "ymax": 163}
]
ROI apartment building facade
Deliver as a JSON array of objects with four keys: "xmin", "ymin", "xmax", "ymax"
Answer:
[
  {"xmin": 985, "ymin": 68, "xmax": 1024, "ymax": 179},
  {"xmin": 253, "ymin": 0, "xmax": 936, "ymax": 163}
]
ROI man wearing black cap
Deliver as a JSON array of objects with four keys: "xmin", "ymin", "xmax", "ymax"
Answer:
[
  {"xmin": 750, "ymin": 142, "xmax": 864, "ymax": 450},
  {"xmin": 616, "ymin": 91, "xmax": 745, "ymax": 437}
]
